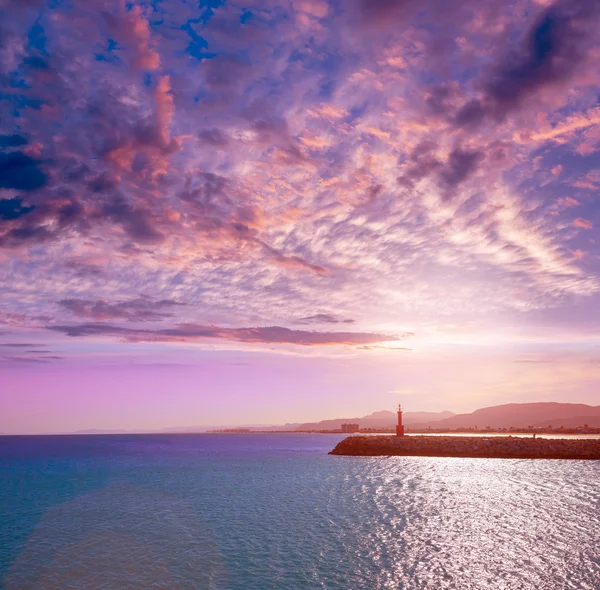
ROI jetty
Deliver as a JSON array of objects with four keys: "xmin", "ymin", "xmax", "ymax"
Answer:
[{"xmin": 329, "ymin": 435, "xmax": 600, "ymax": 459}]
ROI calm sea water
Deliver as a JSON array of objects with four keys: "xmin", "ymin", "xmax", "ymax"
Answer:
[{"xmin": 1, "ymin": 433, "xmax": 599, "ymax": 589}]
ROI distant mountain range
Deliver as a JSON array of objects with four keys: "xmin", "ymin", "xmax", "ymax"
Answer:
[
  {"xmin": 67, "ymin": 402, "xmax": 600, "ymax": 435},
  {"xmin": 407, "ymin": 403, "xmax": 600, "ymax": 430},
  {"xmin": 267, "ymin": 402, "xmax": 600, "ymax": 432}
]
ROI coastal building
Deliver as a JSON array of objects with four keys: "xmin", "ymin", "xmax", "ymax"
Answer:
[
  {"xmin": 341, "ymin": 423, "xmax": 360, "ymax": 433},
  {"xmin": 396, "ymin": 404, "xmax": 405, "ymax": 437}
]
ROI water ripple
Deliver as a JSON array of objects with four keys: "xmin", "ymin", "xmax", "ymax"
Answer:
[{"xmin": 1, "ymin": 435, "xmax": 599, "ymax": 589}]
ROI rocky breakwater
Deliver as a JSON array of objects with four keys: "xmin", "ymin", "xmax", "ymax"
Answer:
[{"xmin": 329, "ymin": 435, "xmax": 600, "ymax": 459}]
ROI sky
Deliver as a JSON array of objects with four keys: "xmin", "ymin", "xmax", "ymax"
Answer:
[{"xmin": 1, "ymin": 0, "xmax": 600, "ymax": 434}]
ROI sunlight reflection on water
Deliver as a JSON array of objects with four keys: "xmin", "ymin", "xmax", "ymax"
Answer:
[{"xmin": 1, "ymin": 434, "xmax": 599, "ymax": 589}]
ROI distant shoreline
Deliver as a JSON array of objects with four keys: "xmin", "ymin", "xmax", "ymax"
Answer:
[
  {"xmin": 209, "ymin": 427, "xmax": 600, "ymax": 435},
  {"xmin": 2, "ymin": 429, "xmax": 600, "ymax": 437}
]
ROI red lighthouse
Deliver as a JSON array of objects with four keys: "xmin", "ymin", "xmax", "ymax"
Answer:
[{"xmin": 396, "ymin": 404, "xmax": 405, "ymax": 437}]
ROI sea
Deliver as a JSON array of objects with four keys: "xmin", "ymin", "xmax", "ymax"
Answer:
[{"xmin": 0, "ymin": 433, "xmax": 599, "ymax": 589}]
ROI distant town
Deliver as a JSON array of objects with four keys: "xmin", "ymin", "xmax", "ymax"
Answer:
[
  {"xmin": 63, "ymin": 402, "xmax": 600, "ymax": 436},
  {"xmin": 211, "ymin": 424, "xmax": 600, "ymax": 435},
  {"xmin": 210, "ymin": 402, "xmax": 600, "ymax": 435}
]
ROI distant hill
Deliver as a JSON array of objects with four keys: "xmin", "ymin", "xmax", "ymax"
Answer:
[
  {"xmin": 292, "ymin": 410, "xmax": 455, "ymax": 431},
  {"xmin": 409, "ymin": 403, "xmax": 600, "ymax": 430},
  {"xmin": 66, "ymin": 402, "xmax": 600, "ymax": 435},
  {"xmin": 531, "ymin": 415, "xmax": 600, "ymax": 429}
]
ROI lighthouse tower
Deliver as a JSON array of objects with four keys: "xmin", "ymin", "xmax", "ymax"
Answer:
[{"xmin": 396, "ymin": 404, "xmax": 405, "ymax": 437}]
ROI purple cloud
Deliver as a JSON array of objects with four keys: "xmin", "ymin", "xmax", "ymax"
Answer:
[
  {"xmin": 296, "ymin": 314, "xmax": 355, "ymax": 325},
  {"xmin": 0, "ymin": 0, "xmax": 598, "ymax": 373},
  {"xmin": 0, "ymin": 343, "xmax": 43, "ymax": 347},
  {"xmin": 58, "ymin": 297, "xmax": 182, "ymax": 322},
  {"xmin": 484, "ymin": 0, "xmax": 599, "ymax": 118},
  {"xmin": 48, "ymin": 322, "xmax": 399, "ymax": 347}
]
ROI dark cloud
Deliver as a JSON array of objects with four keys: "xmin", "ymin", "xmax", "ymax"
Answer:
[
  {"xmin": 0, "ymin": 224, "xmax": 53, "ymax": 247},
  {"xmin": 0, "ymin": 134, "xmax": 28, "ymax": 148},
  {"xmin": 80, "ymin": 81, "xmax": 179, "ymax": 175},
  {"xmin": 179, "ymin": 173, "xmax": 228, "ymax": 208},
  {"xmin": 0, "ymin": 343, "xmax": 41, "ymax": 347},
  {"xmin": 179, "ymin": 174, "xmax": 277, "ymax": 245},
  {"xmin": 0, "ymin": 355, "xmax": 56, "ymax": 364},
  {"xmin": 485, "ymin": 2, "xmax": 587, "ymax": 117},
  {"xmin": 59, "ymin": 297, "xmax": 182, "ymax": 322},
  {"xmin": 0, "ymin": 193, "xmax": 86, "ymax": 248},
  {"xmin": 179, "ymin": 172, "xmax": 232, "ymax": 233},
  {"xmin": 201, "ymin": 53, "xmax": 255, "ymax": 94},
  {"xmin": 198, "ymin": 128, "xmax": 230, "ymax": 147},
  {"xmin": 64, "ymin": 260, "xmax": 105, "ymax": 277},
  {"xmin": 49, "ymin": 323, "xmax": 398, "ymax": 346},
  {"xmin": 0, "ymin": 347, "xmax": 63, "ymax": 363},
  {"xmin": 267, "ymin": 251, "xmax": 329, "ymax": 275},
  {"xmin": 0, "ymin": 0, "xmax": 44, "ymax": 9},
  {"xmin": 237, "ymin": 101, "xmax": 308, "ymax": 163},
  {"xmin": 61, "ymin": 159, "xmax": 91, "ymax": 184},
  {"xmin": 398, "ymin": 143, "xmax": 483, "ymax": 193},
  {"xmin": 348, "ymin": 0, "xmax": 420, "ymax": 28},
  {"xmin": 397, "ymin": 141, "xmax": 441, "ymax": 188},
  {"xmin": 100, "ymin": 199, "xmax": 165, "ymax": 244},
  {"xmin": 0, "ymin": 198, "xmax": 35, "ymax": 220},
  {"xmin": 258, "ymin": 241, "xmax": 329, "ymax": 275},
  {"xmin": 453, "ymin": 99, "xmax": 486, "ymax": 129},
  {"xmin": 425, "ymin": 84, "xmax": 457, "ymax": 117},
  {"xmin": 0, "ymin": 151, "xmax": 47, "ymax": 191},
  {"xmin": 296, "ymin": 314, "xmax": 355, "ymax": 325},
  {"xmin": 56, "ymin": 198, "xmax": 85, "ymax": 228},
  {"xmin": 438, "ymin": 148, "xmax": 483, "ymax": 189},
  {"xmin": 454, "ymin": 0, "xmax": 600, "ymax": 125},
  {"xmin": 22, "ymin": 55, "xmax": 50, "ymax": 71},
  {"xmin": 88, "ymin": 173, "xmax": 119, "ymax": 194},
  {"xmin": 344, "ymin": 0, "xmax": 481, "ymax": 39}
]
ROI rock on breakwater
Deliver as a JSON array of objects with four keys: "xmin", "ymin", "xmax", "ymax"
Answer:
[{"xmin": 329, "ymin": 435, "xmax": 600, "ymax": 459}]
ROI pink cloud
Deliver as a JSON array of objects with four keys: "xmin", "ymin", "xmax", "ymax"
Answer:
[
  {"xmin": 557, "ymin": 197, "xmax": 580, "ymax": 208},
  {"xmin": 111, "ymin": 3, "xmax": 160, "ymax": 71}
]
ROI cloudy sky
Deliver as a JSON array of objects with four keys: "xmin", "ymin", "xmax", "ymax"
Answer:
[{"xmin": 1, "ymin": 0, "xmax": 599, "ymax": 433}]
